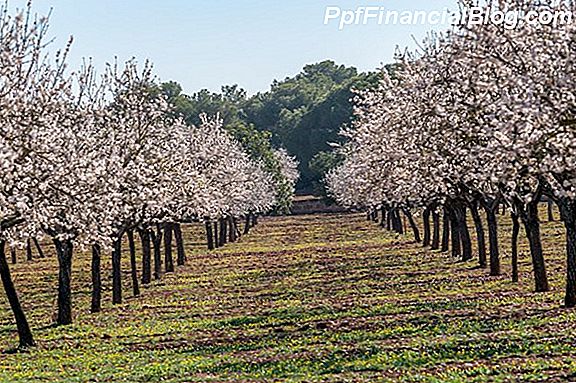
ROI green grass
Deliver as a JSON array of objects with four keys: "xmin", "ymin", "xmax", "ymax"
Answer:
[{"xmin": 0, "ymin": 210, "xmax": 575, "ymax": 382}]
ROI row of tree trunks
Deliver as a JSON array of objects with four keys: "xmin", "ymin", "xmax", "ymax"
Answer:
[
  {"xmin": 91, "ymin": 223, "xmax": 187, "ymax": 313},
  {"xmin": 376, "ymin": 200, "xmax": 497, "ymax": 273},
  {"xmin": 206, "ymin": 215, "xmax": 256, "ymax": 251},
  {"xmin": 5, "ymin": 221, "xmax": 191, "ymax": 348},
  {"xmin": 374, "ymin": 196, "xmax": 552, "ymax": 295},
  {"xmin": 9, "ymin": 238, "xmax": 46, "ymax": 265}
]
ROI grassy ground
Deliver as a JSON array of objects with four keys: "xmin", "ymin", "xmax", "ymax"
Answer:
[{"xmin": 0, "ymin": 210, "xmax": 575, "ymax": 382}]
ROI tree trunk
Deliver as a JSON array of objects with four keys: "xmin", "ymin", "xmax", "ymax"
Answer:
[
  {"xmin": 422, "ymin": 208, "xmax": 431, "ymax": 246},
  {"xmin": 219, "ymin": 218, "xmax": 228, "ymax": 247},
  {"xmin": 174, "ymin": 224, "xmax": 186, "ymax": 266},
  {"xmin": 448, "ymin": 206, "xmax": 462, "ymax": 259},
  {"xmin": 127, "ymin": 230, "xmax": 140, "ymax": 297},
  {"xmin": 380, "ymin": 207, "xmax": 386, "ymax": 228},
  {"xmin": 54, "ymin": 238, "xmax": 73, "ymax": 326},
  {"xmin": 164, "ymin": 224, "xmax": 174, "ymax": 273},
  {"xmin": 431, "ymin": 211, "xmax": 440, "ymax": 250},
  {"xmin": 441, "ymin": 209, "xmax": 450, "ymax": 253},
  {"xmin": 91, "ymin": 244, "xmax": 101, "ymax": 313},
  {"xmin": 403, "ymin": 214, "xmax": 407, "ymax": 235},
  {"xmin": 228, "ymin": 217, "xmax": 236, "ymax": 243},
  {"xmin": 244, "ymin": 215, "xmax": 251, "ymax": 235},
  {"xmin": 0, "ymin": 241, "xmax": 35, "ymax": 348},
  {"xmin": 391, "ymin": 209, "xmax": 399, "ymax": 233},
  {"xmin": 234, "ymin": 217, "xmax": 242, "ymax": 239},
  {"xmin": 112, "ymin": 235, "xmax": 122, "ymax": 304},
  {"xmin": 394, "ymin": 209, "xmax": 404, "ymax": 234},
  {"xmin": 386, "ymin": 208, "xmax": 393, "ymax": 231},
  {"xmin": 484, "ymin": 201, "xmax": 501, "ymax": 276},
  {"xmin": 520, "ymin": 200, "xmax": 549, "ymax": 292},
  {"xmin": 10, "ymin": 246, "xmax": 16, "ymax": 264},
  {"xmin": 26, "ymin": 239, "xmax": 33, "ymax": 261},
  {"xmin": 206, "ymin": 221, "xmax": 215, "ymax": 250},
  {"xmin": 139, "ymin": 229, "xmax": 152, "ymax": 285},
  {"xmin": 213, "ymin": 222, "xmax": 220, "ymax": 248},
  {"xmin": 470, "ymin": 201, "xmax": 487, "ymax": 268},
  {"xmin": 403, "ymin": 208, "xmax": 421, "ymax": 242},
  {"xmin": 560, "ymin": 198, "xmax": 576, "ymax": 307},
  {"xmin": 455, "ymin": 203, "xmax": 473, "ymax": 262},
  {"xmin": 151, "ymin": 225, "xmax": 163, "ymax": 280},
  {"xmin": 33, "ymin": 238, "xmax": 45, "ymax": 258},
  {"xmin": 511, "ymin": 212, "xmax": 520, "ymax": 283}
]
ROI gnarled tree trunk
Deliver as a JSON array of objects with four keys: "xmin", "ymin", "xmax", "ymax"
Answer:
[
  {"xmin": 517, "ymin": 198, "xmax": 549, "ymax": 292},
  {"xmin": 403, "ymin": 208, "xmax": 421, "ymax": 242},
  {"xmin": 0, "ymin": 241, "xmax": 35, "ymax": 348},
  {"xmin": 54, "ymin": 238, "xmax": 73, "ymax": 325}
]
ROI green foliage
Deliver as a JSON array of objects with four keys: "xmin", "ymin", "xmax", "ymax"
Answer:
[
  {"xmin": 309, "ymin": 151, "xmax": 344, "ymax": 197},
  {"xmin": 243, "ymin": 61, "xmax": 382, "ymax": 193}
]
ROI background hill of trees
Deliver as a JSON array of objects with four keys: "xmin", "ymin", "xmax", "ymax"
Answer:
[{"xmin": 161, "ymin": 60, "xmax": 382, "ymax": 195}]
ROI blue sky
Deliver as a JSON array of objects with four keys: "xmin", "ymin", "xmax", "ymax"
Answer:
[{"xmin": 11, "ymin": 0, "xmax": 457, "ymax": 94}]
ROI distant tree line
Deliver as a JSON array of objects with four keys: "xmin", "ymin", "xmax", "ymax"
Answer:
[{"xmin": 161, "ymin": 61, "xmax": 383, "ymax": 195}]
